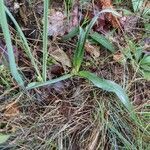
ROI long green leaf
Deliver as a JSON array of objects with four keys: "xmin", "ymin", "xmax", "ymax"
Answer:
[
  {"xmin": 26, "ymin": 74, "xmax": 72, "ymax": 90},
  {"xmin": 5, "ymin": 7, "xmax": 42, "ymax": 79},
  {"xmin": 78, "ymin": 71, "xmax": 134, "ymax": 113},
  {"xmin": 42, "ymin": 0, "xmax": 49, "ymax": 81},
  {"xmin": 73, "ymin": 9, "xmax": 121, "ymax": 72},
  {"xmin": 0, "ymin": 134, "xmax": 10, "ymax": 144},
  {"xmin": 90, "ymin": 32, "xmax": 115, "ymax": 52},
  {"xmin": 73, "ymin": 27, "xmax": 86, "ymax": 72},
  {"xmin": 0, "ymin": 0, "xmax": 24, "ymax": 87}
]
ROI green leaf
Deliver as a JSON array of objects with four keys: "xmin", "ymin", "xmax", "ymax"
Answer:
[
  {"xmin": 140, "ymin": 55, "xmax": 150, "ymax": 65},
  {"xmin": 5, "ymin": 7, "xmax": 42, "ymax": 79},
  {"xmin": 78, "ymin": 71, "xmax": 133, "ymax": 112},
  {"xmin": 140, "ymin": 65, "xmax": 150, "ymax": 72},
  {"xmin": 62, "ymin": 27, "xmax": 79, "ymax": 40},
  {"xmin": 131, "ymin": 0, "xmax": 144, "ymax": 12},
  {"xmin": 73, "ymin": 9, "xmax": 121, "ymax": 72},
  {"xmin": 0, "ymin": 134, "xmax": 10, "ymax": 144},
  {"xmin": 73, "ymin": 27, "xmax": 86, "ymax": 72},
  {"xmin": 0, "ymin": 0, "xmax": 24, "ymax": 87},
  {"xmin": 143, "ymin": 71, "xmax": 150, "ymax": 81},
  {"xmin": 90, "ymin": 32, "xmax": 115, "ymax": 52},
  {"xmin": 26, "ymin": 74, "xmax": 72, "ymax": 90},
  {"xmin": 134, "ymin": 47, "xmax": 142, "ymax": 62}
]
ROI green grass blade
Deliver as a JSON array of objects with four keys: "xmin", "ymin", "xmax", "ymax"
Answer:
[
  {"xmin": 42, "ymin": 0, "xmax": 49, "ymax": 81},
  {"xmin": 26, "ymin": 74, "xmax": 72, "ymax": 90},
  {"xmin": 73, "ymin": 9, "xmax": 121, "ymax": 72},
  {"xmin": 90, "ymin": 32, "xmax": 115, "ymax": 52},
  {"xmin": 5, "ymin": 7, "xmax": 42, "ymax": 80},
  {"xmin": 78, "ymin": 71, "xmax": 135, "ymax": 116},
  {"xmin": 0, "ymin": 0, "xmax": 24, "ymax": 87},
  {"xmin": 107, "ymin": 123, "xmax": 136, "ymax": 149}
]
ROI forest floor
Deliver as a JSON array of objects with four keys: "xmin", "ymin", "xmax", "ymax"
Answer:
[{"xmin": 0, "ymin": 0, "xmax": 150, "ymax": 149}]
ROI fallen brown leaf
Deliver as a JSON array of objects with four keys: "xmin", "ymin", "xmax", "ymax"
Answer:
[
  {"xmin": 4, "ymin": 102, "xmax": 20, "ymax": 119},
  {"xmin": 113, "ymin": 52, "xmax": 124, "ymax": 62},
  {"xmin": 48, "ymin": 9, "xmax": 67, "ymax": 37},
  {"xmin": 50, "ymin": 48, "xmax": 72, "ymax": 68},
  {"xmin": 100, "ymin": 0, "xmax": 121, "ymax": 29},
  {"xmin": 85, "ymin": 41, "xmax": 100, "ymax": 58}
]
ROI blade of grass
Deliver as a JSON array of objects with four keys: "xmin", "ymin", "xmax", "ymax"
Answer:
[
  {"xmin": 5, "ymin": 7, "xmax": 42, "ymax": 80},
  {"xmin": 0, "ymin": 0, "xmax": 24, "ymax": 87},
  {"xmin": 26, "ymin": 74, "xmax": 72, "ymax": 90},
  {"xmin": 107, "ymin": 123, "xmax": 136, "ymax": 149},
  {"xmin": 78, "ymin": 71, "xmax": 136, "ymax": 119},
  {"xmin": 42, "ymin": 0, "xmax": 49, "ymax": 81}
]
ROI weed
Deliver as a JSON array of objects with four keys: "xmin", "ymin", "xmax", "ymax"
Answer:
[{"xmin": 0, "ymin": 0, "xmax": 149, "ymax": 148}]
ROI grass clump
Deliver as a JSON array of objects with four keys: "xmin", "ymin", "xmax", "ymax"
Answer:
[{"xmin": 0, "ymin": 0, "xmax": 149, "ymax": 149}]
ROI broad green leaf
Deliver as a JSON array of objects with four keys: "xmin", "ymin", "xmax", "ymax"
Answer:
[
  {"xmin": 78, "ymin": 71, "xmax": 133, "ymax": 112},
  {"xmin": 26, "ymin": 74, "xmax": 72, "ymax": 90},
  {"xmin": 0, "ymin": 1, "xmax": 24, "ymax": 87},
  {"xmin": 131, "ymin": 0, "xmax": 144, "ymax": 12},
  {"xmin": 0, "ymin": 134, "xmax": 10, "ymax": 144},
  {"xmin": 90, "ymin": 32, "xmax": 115, "ymax": 52},
  {"xmin": 140, "ymin": 55, "xmax": 150, "ymax": 65}
]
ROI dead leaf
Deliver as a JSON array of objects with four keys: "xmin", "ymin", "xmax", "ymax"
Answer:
[
  {"xmin": 4, "ymin": 102, "xmax": 20, "ymax": 119},
  {"xmin": 113, "ymin": 52, "xmax": 124, "ymax": 62},
  {"xmin": 48, "ymin": 9, "xmax": 66, "ymax": 37},
  {"xmin": 100, "ymin": 0, "xmax": 121, "ymax": 29},
  {"xmin": 85, "ymin": 41, "xmax": 100, "ymax": 58},
  {"xmin": 50, "ymin": 48, "xmax": 72, "ymax": 67}
]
